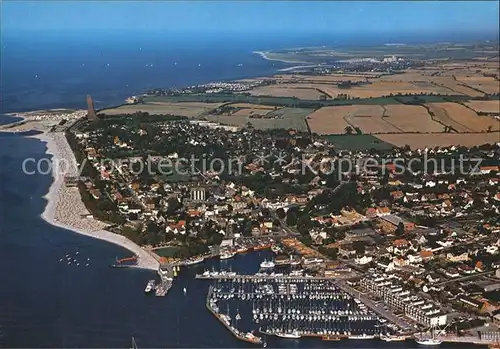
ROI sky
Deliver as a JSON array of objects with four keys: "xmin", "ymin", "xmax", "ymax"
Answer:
[{"xmin": 2, "ymin": 1, "xmax": 499, "ymax": 35}]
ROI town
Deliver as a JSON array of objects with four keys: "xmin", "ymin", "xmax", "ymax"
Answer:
[{"xmin": 60, "ymin": 106, "xmax": 500, "ymax": 344}]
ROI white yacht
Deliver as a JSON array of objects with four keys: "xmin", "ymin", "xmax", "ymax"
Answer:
[
  {"xmin": 275, "ymin": 330, "xmax": 301, "ymax": 339},
  {"xmin": 260, "ymin": 259, "xmax": 275, "ymax": 268},
  {"xmin": 415, "ymin": 338, "xmax": 442, "ymax": 346}
]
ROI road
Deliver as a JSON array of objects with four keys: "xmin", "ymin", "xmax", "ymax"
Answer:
[
  {"xmin": 336, "ymin": 280, "xmax": 413, "ymax": 331},
  {"xmin": 435, "ymin": 270, "xmax": 495, "ymax": 286}
]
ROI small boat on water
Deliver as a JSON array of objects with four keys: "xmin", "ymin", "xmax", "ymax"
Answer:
[
  {"xmin": 144, "ymin": 280, "xmax": 155, "ymax": 294},
  {"xmin": 183, "ymin": 287, "xmax": 187, "ymax": 295}
]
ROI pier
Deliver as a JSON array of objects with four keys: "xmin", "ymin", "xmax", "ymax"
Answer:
[{"xmin": 196, "ymin": 274, "xmax": 352, "ymax": 281}]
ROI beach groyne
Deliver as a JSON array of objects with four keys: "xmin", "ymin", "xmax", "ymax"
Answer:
[{"xmin": 35, "ymin": 131, "xmax": 159, "ymax": 271}]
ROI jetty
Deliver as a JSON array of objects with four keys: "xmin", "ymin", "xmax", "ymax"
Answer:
[
  {"xmin": 155, "ymin": 263, "xmax": 176, "ymax": 297},
  {"xmin": 206, "ymin": 285, "xmax": 263, "ymax": 345}
]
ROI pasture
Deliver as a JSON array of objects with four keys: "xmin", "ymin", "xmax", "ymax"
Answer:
[{"xmin": 323, "ymin": 134, "xmax": 395, "ymax": 151}]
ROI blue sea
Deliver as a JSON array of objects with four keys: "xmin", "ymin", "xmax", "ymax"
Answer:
[{"xmin": 0, "ymin": 31, "xmax": 491, "ymax": 348}]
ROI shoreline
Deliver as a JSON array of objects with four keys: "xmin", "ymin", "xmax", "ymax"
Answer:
[
  {"xmin": 253, "ymin": 50, "xmax": 312, "ymax": 64},
  {"xmin": 33, "ymin": 131, "xmax": 160, "ymax": 271}
]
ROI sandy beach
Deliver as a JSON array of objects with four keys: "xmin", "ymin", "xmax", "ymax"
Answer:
[
  {"xmin": 253, "ymin": 50, "xmax": 311, "ymax": 64},
  {"xmin": 33, "ymin": 131, "xmax": 160, "ymax": 271}
]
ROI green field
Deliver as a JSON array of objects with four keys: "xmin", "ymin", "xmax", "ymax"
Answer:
[
  {"xmin": 323, "ymin": 134, "xmax": 395, "ymax": 151},
  {"xmin": 155, "ymin": 246, "xmax": 181, "ymax": 257},
  {"xmin": 207, "ymin": 107, "xmax": 313, "ymax": 131},
  {"xmin": 142, "ymin": 94, "xmax": 404, "ymax": 108}
]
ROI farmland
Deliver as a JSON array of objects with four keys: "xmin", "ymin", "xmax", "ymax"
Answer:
[
  {"xmin": 376, "ymin": 132, "xmax": 500, "ymax": 149},
  {"xmin": 454, "ymin": 76, "xmax": 500, "ymax": 95},
  {"xmin": 425, "ymin": 102, "xmax": 499, "ymax": 132},
  {"xmin": 465, "ymin": 100, "xmax": 500, "ymax": 114},
  {"xmin": 382, "ymin": 105, "xmax": 444, "ymax": 133},
  {"xmin": 341, "ymin": 105, "xmax": 400, "ymax": 134},
  {"xmin": 305, "ymin": 81, "xmax": 455, "ymax": 99},
  {"xmin": 306, "ymin": 106, "xmax": 354, "ymax": 134},
  {"xmin": 308, "ymin": 104, "xmax": 443, "ymax": 135}
]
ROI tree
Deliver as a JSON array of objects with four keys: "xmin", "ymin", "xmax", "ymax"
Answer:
[
  {"xmin": 344, "ymin": 126, "xmax": 353, "ymax": 135},
  {"xmin": 286, "ymin": 210, "xmax": 298, "ymax": 226},
  {"xmin": 166, "ymin": 197, "xmax": 182, "ymax": 213},
  {"xmin": 276, "ymin": 207, "xmax": 286, "ymax": 219},
  {"xmin": 396, "ymin": 222, "xmax": 405, "ymax": 236},
  {"xmin": 319, "ymin": 247, "xmax": 338, "ymax": 260},
  {"xmin": 353, "ymin": 241, "xmax": 366, "ymax": 255}
]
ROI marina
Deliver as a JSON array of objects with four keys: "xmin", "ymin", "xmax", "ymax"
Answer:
[
  {"xmin": 202, "ymin": 269, "xmax": 407, "ymax": 344},
  {"xmin": 191, "ymin": 253, "xmax": 500, "ymax": 347}
]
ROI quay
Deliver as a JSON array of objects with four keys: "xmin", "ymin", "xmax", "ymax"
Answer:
[
  {"xmin": 440, "ymin": 335, "xmax": 498, "ymax": 346},
  {"xmin": 336, "ymin": 280, "xmax": 413, "ymax": 331}
]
